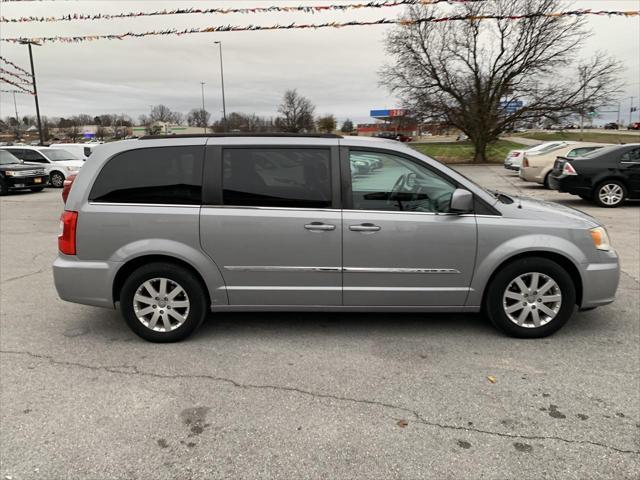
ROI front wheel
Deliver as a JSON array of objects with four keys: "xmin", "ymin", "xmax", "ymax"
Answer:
[
  {"xmin": 594, "ymin": 180, "xmax": 626, "ymax": 208},
  {"xmin": 120, "ymin": 263, "xmax": 208, "ymax": 342},
  {"xmin": 485, "ymin": 257, "xmax": 576, "ymax": 338},
  {"xmin": 50, "ymin": 171, "xmax": 65, "ymax": 188}
]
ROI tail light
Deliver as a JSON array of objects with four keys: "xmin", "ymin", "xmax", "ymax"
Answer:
[
  {"xmin": 58, "ymin": 211, "xmax": 78, "ymax": 255},
  {"xmin": 562, "ymin": 162, "xmax": 578, "ymax": 175},
  {"xmin": 62, "ymin": 174, "xmax": 76, "ymax": 203},
  {"xmin": 522, "ymin": 157, "xmax": 529, "ymax": 168}
]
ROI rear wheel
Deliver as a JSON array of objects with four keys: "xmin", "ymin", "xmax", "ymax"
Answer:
[
  {"xmin": 50, "ymin": 171, "xmax": 65, "ymax": 188},
  {"xmin": 543, "ymin": 172, "xmax": 552, "ymax": 189},
  {"xmin": 485, "ymin": 257, "xmax": 576, "ymax": 338},
  {"xmin": 594, "ymin": 180, "xmax": 626, "ymax": 208},
  {"xmin": 120, "ymin": 262, "xmax": 207, "ymax": 342}
]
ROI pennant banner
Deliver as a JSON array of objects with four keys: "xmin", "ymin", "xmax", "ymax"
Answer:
[
  {"xmin": 1, "ymin": 10, "xmax": 638, "ymax": 44},
  {"xmin": 0, "ymin": 76, "xmax": 35, "ymax": 95},
  {"xmin": 1, "ymin": 89, "xmax": 33, "ymax": 95},
  {"xmin": 0, "ymin": 68, "xmax": 31, "ymax": 84},
  {"xmin": 0, "ymin": 0, "xmax": 481, "ymax": 23},
  {"xmin": 0, "ymin": 56, "xmax": 32, "ymax": 76}
]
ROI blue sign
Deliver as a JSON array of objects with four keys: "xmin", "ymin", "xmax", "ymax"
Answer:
[{"xmin": 500, "ymin": 100, "xmax": 524, "ymax": 113}]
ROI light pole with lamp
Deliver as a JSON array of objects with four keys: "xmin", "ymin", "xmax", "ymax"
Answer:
[{"xmin": 214, "ymin": 41, "xmax": 227, "ymax": 130}]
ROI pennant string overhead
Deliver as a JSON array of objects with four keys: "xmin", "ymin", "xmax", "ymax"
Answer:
[
  {"xmin": 0, "ymin": 56, "xmax": 32, "ymax": 77},
  {"xmin": 0, "ymin": 76, "xmax": 35, "ymax": 95},
  {"xmin": 1, "ymin": 10, "xmax": 638, "ymax": 44},
  {"xmin": 0, "ymin": 0, "xmax": 484, "ymax": 23}
]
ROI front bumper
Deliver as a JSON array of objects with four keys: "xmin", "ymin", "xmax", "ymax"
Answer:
[
  {"xmin": 580, "ymin": 253, "xmax": 620, "ymax": 309},
  {"xmin": 53, "ymin": 255, "xmax": 118, "ymax": 308},
  {"xmin": 5, "ymin": 175, "xmax": 49, "ymax": 189}
]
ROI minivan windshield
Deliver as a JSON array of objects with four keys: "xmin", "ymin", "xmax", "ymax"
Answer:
[
  {"xmin": 41, "ymin": 148, "xmax": 79, "ymax": 161},
  {"xmin": 0, "ymin": 150, "xmax": 23, "ymax": 165}
]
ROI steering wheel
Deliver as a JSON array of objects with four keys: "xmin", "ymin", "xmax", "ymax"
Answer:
[{"xmin": 386, "ymin": 174, "xmax": 407, "ymax": 207}]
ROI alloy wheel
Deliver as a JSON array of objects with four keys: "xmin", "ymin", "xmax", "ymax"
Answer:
[
  {"xmin": 50, "ymin": 172, "xmax": 65, "ymax": 188},
  {"xmin": 502, "ymin": 272, "xmax": 562, "ymax": 328},
  {"xmin": 133, "ymin": 277, "xmax": 190, "ymax": 332},
  {"xmin": 598, "ymin": 183, "xmax": 624, "ymax": 206}
]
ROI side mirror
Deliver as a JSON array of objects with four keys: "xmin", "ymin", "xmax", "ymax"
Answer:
[{"xmin": 449, "ymin": 188, "xmax": 473, "ymax": 214}]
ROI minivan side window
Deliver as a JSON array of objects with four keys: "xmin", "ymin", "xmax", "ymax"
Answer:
[
  {"xmin": 89, "ymin": 146, "xmax": 203, "ymax": 205},
  {"xmin": 349, "ymin": 150, "xmax": 456, "ymax": 213},
  {"xmin": 222, "ymin": 148, "xmax": 331, "ymax": 208}
]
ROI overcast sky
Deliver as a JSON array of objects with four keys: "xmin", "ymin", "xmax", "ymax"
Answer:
[{"xmin": 1, "ymin": 0, "xmax": 639, "ymax": 125}]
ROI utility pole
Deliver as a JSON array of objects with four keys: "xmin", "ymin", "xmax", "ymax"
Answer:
[
  {"xmin": 214, "ymin": 41, "xmax": 227, "ymax": 130},
  {"xmin": 12, "ymin": 91, "xmax": 20, "ymax": 139},
  {"xmin": 21, "ymin": 41, "xmax": 44, "ymax": 145},
  {"xmin": 200, "ymin": 81, "xmax": 207, "ymax": 134},
  {"xmin": 617, "ymin": 101, "xmax": 621, "ymax": 125},
  {"xmin": 630, "ymin": 97, "xmax": 635, "ymax": 126}
]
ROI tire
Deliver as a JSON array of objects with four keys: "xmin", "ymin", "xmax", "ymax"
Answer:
[
  {"xmin": 120, "ymin": 262, "xmax": 208, "ymax": 342},
  {"xmin": 485, "ymin": 257, "xmax": 576, "ymax": 338},
  {"xmin": 0, "ymin": 179, "xmax": 7, "ymax": 196},
  {"xmin": 50, "ymin": 171, "xmax": 65, "ymax": 188},
  {"xmin": 543, "ymin": 172, "xmax": 551, "ymax": 189},
  {"xmin": 594, "ymin": 180, "xmax": 626, "ymax": 208},
  {"xmin": 30, "ymin": 187, "xmax": 44, "ymax": 192}
]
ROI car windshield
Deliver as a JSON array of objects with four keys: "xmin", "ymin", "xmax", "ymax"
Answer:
[
  {"xmin": 0, "ymin": 150, "xmax": 23, "ymax": 165},
  {"xmin": 40, "ymin": 148, "xmax": 79, "ymax": 161}
]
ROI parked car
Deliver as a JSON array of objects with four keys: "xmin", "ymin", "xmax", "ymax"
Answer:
[
  {"xmin": 548, "ymin": 144, "xmax": 640, "ymax": 207},
  {"xmin": 519, "ymin": 143, "xmax": 609, "ymax": 188},
  {"xmin": 375, "ymin": 132, "xmax": 412, "ymax": 142},
  {"xmin": 49, "ymin": 143, "xmax": 97, "ymax": 161},
  {"xmin": 504, "ymin": 142, "xmax": 568, "ymax": 171},
  {"xmin": 627, "ymin": 122, "xmax": 640, "ymax": 131},
  {"xmin": 0, "ymin": 146, "xmax": 84, "ymax": 187},
  {"xmin": 603, "ymin": 122, "xmax": 619, "ymax": 130},
  {"xmin": 0, "ymin": 150, "xmax": 49, "ymax": 195},
  {"xmin": 53, "ymin": 134, "xmax": 619, "ymax": 342}
]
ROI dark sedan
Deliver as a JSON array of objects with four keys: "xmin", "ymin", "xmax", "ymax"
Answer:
[
  {"xmin": 548, "ymin": 144, "xmax": 640, "ymax": 207},
  {"xmin": 0, "ymin": 150, "xmax": 49, "ymax": 195}
]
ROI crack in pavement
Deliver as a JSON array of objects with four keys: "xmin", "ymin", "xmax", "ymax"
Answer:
[
  {"xmin": 2, "ymin": 349, "xmax": 638, "ymax": 455},
  {"xmin": 1, "ymin": 266, "xmax": 49, "ymax": 284}
]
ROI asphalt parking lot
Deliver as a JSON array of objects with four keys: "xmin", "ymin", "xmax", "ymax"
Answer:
[{"xmin": 1, "ymin": 165, "xmax": 638, "ymax": 479}]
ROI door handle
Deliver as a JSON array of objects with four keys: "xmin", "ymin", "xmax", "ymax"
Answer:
[
  {"xmin": 304, "ymin": 222, "xmax": 336, "ymax": 231},
  {"xmin": 349, "ymin": 223, "xmax": 381, "ymax": 232}
]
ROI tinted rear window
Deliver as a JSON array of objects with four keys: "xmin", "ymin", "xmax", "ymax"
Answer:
[
  {"xmin": 90, "ymin": 146, "xmax": 203, "ymax": 204},
  {"xmin": 222, "ymin": 148, "xmax": 331, "ymax": 208}
]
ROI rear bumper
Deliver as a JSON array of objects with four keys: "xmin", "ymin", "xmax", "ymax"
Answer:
[
  {"xmin": 504, "ymin": 163, "xmax": 520, "ymax": 171},
  {"xmin": 53, "ymin": 255, "xmax": 117, "ymax": 308},
  {"xmin": 580, "ymin": 254, "xmax": 620, "ymax": 309}
]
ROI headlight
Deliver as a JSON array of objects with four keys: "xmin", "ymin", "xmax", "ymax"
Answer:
[
  {"xmin": 590, "ymin": 226, "xmax": 611, "ymax": 251},
  {"xmin": 4, "ymin": 171, "xmax": 16, "ymax": 176},
  {"xmin": 65, "ymin": 166, "xmax": 77, "ymax": 172}
]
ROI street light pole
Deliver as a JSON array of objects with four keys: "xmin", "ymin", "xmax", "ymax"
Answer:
[
  {"xmin": 630, "ymin": 96, "xmax": 635, "ymax": 126},
  {"xmin": 214, "ymin": 41, "xmax": 227, "ymax": 130},
  {"xmin": 200, "ymin": 81, "xmax": 207, "ymax": 133},
  {"xmin": 22, "ymin": 41, "xmax": 44, "ymax": 145}
]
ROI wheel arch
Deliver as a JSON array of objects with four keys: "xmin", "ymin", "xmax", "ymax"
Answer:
[
  {"xmin": 112, "ymin": 254, "xmax": 213, "ymax": 308},
  {"xmin": 479, "ymin": 251, "xmax": 583, "ymax": 310}
]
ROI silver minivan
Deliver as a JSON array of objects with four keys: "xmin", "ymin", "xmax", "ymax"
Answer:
[{"xmin": 53, "ymin": 134, "xmax": 620, "ymax": 342}]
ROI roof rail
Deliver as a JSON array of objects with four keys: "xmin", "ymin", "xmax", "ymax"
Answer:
[{"xmin": 139, "ymin": 133, "xmax": 343, "ymax": 140}]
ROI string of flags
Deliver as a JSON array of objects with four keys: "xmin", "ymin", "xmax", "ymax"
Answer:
[
  {"xmin": 0, "ymin": 76, "xmax": 35, "ymax": 95},
  {"xmin": 0, "ymin": 0, "xmax": 481, "ymax": 23},
  {"xmin": 0, "ymin": 56, "xmax": 32, "ymax": 77},
  {"xmin": 1, "ymin": 10, "xmax": 638, "ymax": 44},
  {"xmin": 0, "ymin": 68, "xmax": 31, "ymax": 84},
  {"xmin": 1, "ymin": 89, "xmax": 33, "ymax": 95}
]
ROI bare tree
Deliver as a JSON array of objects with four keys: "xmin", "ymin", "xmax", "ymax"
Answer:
[
  {"xmin": 317, "ymin": 114, "xmax": 337, "ymax": 133},
  {"xmin": 187, "ymin": 109, "xmax": 211, "ymax": 128},
  {"xmin": 276, "ymin": 90, "xmax": 315, "ymax": 133},
  {"xmin": 149, "ymin": 104, "xmax": 175, "ymax": 124},
  {"xmin": 381, "ymin": 0, "xmax": 623, "ymax": 162}
]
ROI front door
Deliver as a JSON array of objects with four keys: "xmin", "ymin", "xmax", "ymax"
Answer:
[
  {"xmin": 342, "ymin": 149, "xmax": 477, "ymax": 306},
  {"xmin": 200, "ymin": 145, "xmax": 342, "ymax": 306},
  {"xmin": 619, "ymin": 147, "xmax": 640, "ymax": 196}
]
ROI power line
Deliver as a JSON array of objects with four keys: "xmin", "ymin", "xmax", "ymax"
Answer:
[{"xmin": 2, "ymin": 10, "xmax": 638, "ymax": 44}]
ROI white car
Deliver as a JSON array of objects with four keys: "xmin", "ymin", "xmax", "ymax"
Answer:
[
  {"xmin": 0, "ymin": 146, "xmax": 84, "ymax": 187},
  {"xmin": 503, "ymin": 141, "xmax": 568, "ymax": 171},
  {"xmin": 49, "ymin": 143, "xmax": 98, "ymax": 161}
]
